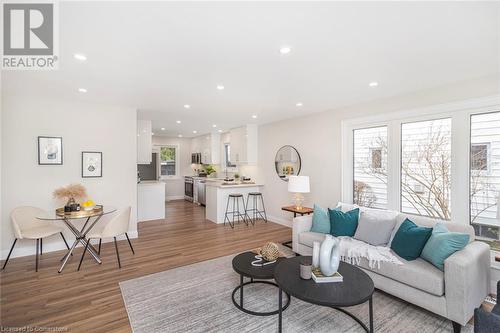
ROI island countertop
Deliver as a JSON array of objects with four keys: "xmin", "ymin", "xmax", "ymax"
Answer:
[{"xmin": 205, "ymin": 182, "xmax": 264, "ymax": 188}]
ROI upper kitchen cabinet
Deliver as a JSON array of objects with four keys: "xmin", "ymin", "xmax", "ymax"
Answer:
[
  {"xmin": 230, "ymin": 124, "xmax": 258, "ymax": 164},
  {"xmin": 191, "ymin": 133, "xmax": 220, "ymax": 165},
  {"xmin": 137, "ymin": 120, "xmax": 152, "ymax": 164}
]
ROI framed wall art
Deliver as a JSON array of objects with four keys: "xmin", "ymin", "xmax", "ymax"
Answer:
[
  {"xmin": 38, "ymin": 136, "xmax": 63, "ymax": 165},
  {"xmin": 82, "ymin": 151, "xmax": 102, "ymax": 178}
]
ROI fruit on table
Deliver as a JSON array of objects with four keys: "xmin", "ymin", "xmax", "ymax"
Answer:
[{"xmin": 82, "ymin": 200, "xmax": 95, "ymax": 207}]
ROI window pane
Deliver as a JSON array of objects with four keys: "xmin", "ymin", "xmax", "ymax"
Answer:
[
  {"xmin": 160, "ymin": 147, "xmax": 176, "ymax": 176},
  {"xmin": 353, "ymin": 126, "xmax": 388, "ymax": 209},
  {"xmin": 401, "ymin": 118, "xmax": 451, "ymax": 219},
  {"xmin": 470, "ymin": 112, "xmax": 500, "ymax": 247}
]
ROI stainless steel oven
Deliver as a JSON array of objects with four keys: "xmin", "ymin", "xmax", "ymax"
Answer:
[{"xmin": 184, "ymin": 176, "xmax": 194, "ymax": 201}]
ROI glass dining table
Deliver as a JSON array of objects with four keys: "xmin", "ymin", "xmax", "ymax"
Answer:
[{"xmin": 37, "ymin": 205, "xmax": 116, "ymax": 273}]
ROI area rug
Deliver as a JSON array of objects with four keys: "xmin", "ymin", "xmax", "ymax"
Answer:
[{"xmin": 119, "ymin": 254, "xmax": 473, "ymax": 333}]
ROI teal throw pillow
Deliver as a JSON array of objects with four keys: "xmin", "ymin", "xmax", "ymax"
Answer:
[
  {"xmin": 390, "ymin": 218, "xmax": 432, "ymax": 261},
  {"xmin": 310, "ymin": 204, "xmax": 330, "ymax": 234},
  {"xmin": 328, "ymin": 208, "xmax": 359, "ymax": 237},
  {"xmin": 421, "ymin": 223, "xmax": 469, "ymax": 271}
]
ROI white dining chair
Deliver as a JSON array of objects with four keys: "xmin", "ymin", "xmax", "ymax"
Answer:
[
  {"xmin": 3, "ymin": 206, "xmax": 71, "ymax": 272},
  {"xmin": 78, "ymin": 206, "xmax": 134, "ymax": 270}
]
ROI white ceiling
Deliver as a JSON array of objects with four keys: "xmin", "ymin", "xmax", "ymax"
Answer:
[{"xmin": 3, "ymin": 1, "xmax": 499, "ymax": 137}]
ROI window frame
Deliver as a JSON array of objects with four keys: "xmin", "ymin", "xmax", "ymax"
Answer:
[
  {"xmin": 341, "ymin": 95, "xmax": 499, "ymax": 226},
  {"xmin": 158, "ymin": 144, "xmax": 180, "ymax": 180}
]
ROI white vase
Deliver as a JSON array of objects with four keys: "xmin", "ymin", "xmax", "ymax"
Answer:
[
  {"xmin": 319, "ymin": 234, "xmax": 340, "ymax": 277},
  {"xmin": 312, "ymin": 241, "xmax": 320, "ymax": 268}
]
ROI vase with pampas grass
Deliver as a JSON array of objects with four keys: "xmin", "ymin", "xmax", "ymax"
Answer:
[{"xmin": 53, "ymin": 184, "xmax": 87, "ymax": 208}]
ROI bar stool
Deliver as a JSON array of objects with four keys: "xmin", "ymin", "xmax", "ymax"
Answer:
[
  {"xmin": 224, "ymin": 194, "xmax": 248, "ymax": 228},
  {"xmin": 245, "ymin": 192, "xmax": 268, "ymax": 225}
]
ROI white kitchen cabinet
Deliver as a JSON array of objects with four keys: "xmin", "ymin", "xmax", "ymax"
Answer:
[
  {"xmin": 230, "ymin": 124, "xmax": 257, "ymax": 164},
  {"xmin": 137, "ymin": 120, "xmax": 152, "ymax": 164},
  {"xmin": 191, "ymin": 133, "xmax": 220, "ymax": 165}
]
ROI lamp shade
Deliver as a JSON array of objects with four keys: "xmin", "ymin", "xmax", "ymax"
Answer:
[{"xmin": 288, "ymin": 176, "xmax": 310, "ymax": 193}]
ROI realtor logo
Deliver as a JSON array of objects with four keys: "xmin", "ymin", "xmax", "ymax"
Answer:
[{"xmin": 2, "ymin": 1, "xmax": 59, "ymax": 70}]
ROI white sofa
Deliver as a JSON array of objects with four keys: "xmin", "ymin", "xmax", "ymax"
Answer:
[{"xmin": 292, "ymin": 202, "xmax": 490, "ymax": 332}]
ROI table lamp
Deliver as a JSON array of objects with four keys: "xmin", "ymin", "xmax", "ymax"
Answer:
[{"xmin": 288, "ymin": 175, "xmax": 310, "ymax": 210}]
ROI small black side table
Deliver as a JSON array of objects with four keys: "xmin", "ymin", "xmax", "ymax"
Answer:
[
  {"xmin": 281, "ymin": 205, "xmax": 314, "ymax": 249},
  {"xmin": 231, "ymin": 252, "xmax": 291, "ymax": 316},
  {"xmin": 275, "ymin": 256, "xmax": 375, "ymax": 332}
]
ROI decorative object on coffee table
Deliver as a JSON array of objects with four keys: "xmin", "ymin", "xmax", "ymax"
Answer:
[
  {"xmin": 275, "ymin": 257, "xmax": 374, "ymax": 333},
  {"xmin": 299, "ymin": 257, "xmax": 312, "ymax": 280},
  {"xmin": 312, "ymin": 241, "xmax": 320, "ymax": 268},
  {"xmin": 231, "ymin": 252, "xmax": 291, "ymax": 316},
  {"xmin": 319, "ymin": 234, "xmax": 340, "ymax": 276}
]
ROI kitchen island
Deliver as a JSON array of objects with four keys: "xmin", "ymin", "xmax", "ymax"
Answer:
[
  {"xmin": 137, "ymin": 181, "xmax": 165, "ymax": 222},
  {"xmin": 205, "ymin": 181, "xmax": 264, "ymax": 224}
]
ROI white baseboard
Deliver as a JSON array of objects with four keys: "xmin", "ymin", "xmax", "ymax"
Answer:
[
  {"xmin": 0, "ymin": 231, "xmax": 138, "ymax": 261},
  {"xmin": 166, "ymin": 195, "xmax": 184, "ymax": 201},
  {"xmin": 267, "ymin": 215, "xmax": 292, "ymax": 228}
]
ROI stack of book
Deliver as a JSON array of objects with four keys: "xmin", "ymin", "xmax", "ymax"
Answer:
[{"xmin": 311, "ymin": 268, "xmax": 343, "ymax": 283}]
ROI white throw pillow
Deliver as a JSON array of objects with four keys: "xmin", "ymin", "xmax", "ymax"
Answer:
[{"xmin": 353, "ymin": 210, "xmax": 398, "ymax": 246}]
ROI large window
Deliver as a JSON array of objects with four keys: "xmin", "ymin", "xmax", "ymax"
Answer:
[
  {"xmin": 160, "ymin": 146, "xmax": 177, "ymax": 178},
  {"xmin": 353, "ymin": 126, "xmax": 388, "ymax": 209},
  {"xmin": 470, "ymin": 112, "xmax": 500, "ymax": 250},
  {"xmin": 401, "ymin": 118, "xmax": 452, "ymax": 220}
]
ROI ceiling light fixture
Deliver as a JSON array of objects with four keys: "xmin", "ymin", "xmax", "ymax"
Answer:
[
  {"xmin": 369, "ymin": 81, "xmax": 379, "ymax": 87},
  {"xmin": 279, "ymin": 47, "xmax": 291, "ymax": 54},
  {"xmin": 218, "ymin": 129, "xmax": 223, "ymax": 133},
  {"xmin": 78, "ymin": 88, "xmax": 87, "ymax": 93},
  {"xmin": 216, "ymin": 85, "xmax": 225, "ymax": 90},
  {"xmin": 176, "ymin": 120, "xmax": 181, "ymax": 124},
  {"xmin": 212, "ymin": 124, "xmax": 217, "ymax": 128},
  {"xmin": 193, "ymin": 130, "xmax": 197, "ymax": 134},
  {"xmin": 296, "ymin": 102, "xmax": 303, "ymax": 107},
  {"xmin": 73, "ymin": 53, "xmax": 87, "ymax": 61},
  {"xmin": 184, "ymin": 104, "xmax": 190, "ymax": 109},
  {"xmin": 178, "ymin": 134, "xmax": 183, "ymax": 138},
  {"xmin": 252, "ymin": 115, "xmax": 258, "ymax": 119},
  {"xmin": 151, "ymin": 132, "xmax": 155, "ymax": 136},
  {"xmin": 161, "ymin": 127, "xmax": 165, "ymax": 131}
]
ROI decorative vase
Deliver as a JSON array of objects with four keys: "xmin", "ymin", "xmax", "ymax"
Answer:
[
  {"xmin": 312, "ymin": 241, "xmax": 320, "ymax": 268},
  {"xmin": 319, "ymin": 234, "xmax": 340, "ymax": 277}
]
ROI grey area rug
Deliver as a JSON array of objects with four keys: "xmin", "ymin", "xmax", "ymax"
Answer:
[{"xmin": 119, "ymin": 254, "xmax": 473, "ymax": 333}]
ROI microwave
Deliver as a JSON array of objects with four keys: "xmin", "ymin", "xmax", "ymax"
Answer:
[{"xmin": 191, "ymin": 153, "xmax": 202, "ymax": 164}]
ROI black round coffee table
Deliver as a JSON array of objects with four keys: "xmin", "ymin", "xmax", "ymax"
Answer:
[
  {"xmin": 274, "ymin": 256, "xmax": 374, "ymax": 332},
  {"xmin": 232, "ymin": 252, "xmax": 291, "ymax": 316}
]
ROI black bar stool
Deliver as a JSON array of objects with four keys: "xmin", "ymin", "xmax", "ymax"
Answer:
[
  {"xmin": 245, "ymin": 192, "xmax": 267, "ymax": 225},
  {"xmin": 224, "ymin": 193, "xmax": 248, "ymax": 228}
]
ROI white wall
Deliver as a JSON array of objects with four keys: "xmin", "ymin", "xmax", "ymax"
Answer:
[
  {"xmin": 152, "ymin": 136, "xmax": 193, "ymax": 200},
  {"xmin": 1, "ymin": 96, "xmax": 137, "ymax": 259},
  {"xmin": 258, "ymin": 76, "xmax": 500, "ymax": 227}
]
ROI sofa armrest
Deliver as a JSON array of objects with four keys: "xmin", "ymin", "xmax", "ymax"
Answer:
[
  {"xmin": 445, "ymin": 241, "xmax": 491, "ymax": 325},
  {"xmin": 292, "ymin": 215, "xmax": 313, "ymax": 253}
]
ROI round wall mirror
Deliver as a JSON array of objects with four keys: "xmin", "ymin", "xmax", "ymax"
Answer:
[{"xmin": 275, "ymin": 145, "xmax": 301, "ymax": 181}]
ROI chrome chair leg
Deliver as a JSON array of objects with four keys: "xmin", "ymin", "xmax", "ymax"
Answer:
[
  {"xmin": 35, "ymin": 239, "xmax": 39, "ymax": 272},
  {"xmin": 77, "ymin": 239, "xmax": 90, "ymax": 271},
  {"xmin": 98, "ymin": 239, "xmax": 102, "ymax": 255},
  {"xmin": 2, "ymin": 239, "xmax": 17, "ymax": 270}
]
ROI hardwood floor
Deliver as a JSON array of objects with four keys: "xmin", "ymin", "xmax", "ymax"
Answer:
[{"xmin": 0, "ymin": 200, "xmax": 291, "ymax": 332}]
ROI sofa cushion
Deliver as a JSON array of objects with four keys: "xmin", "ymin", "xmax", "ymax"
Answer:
[
  {"xmin": 329, "ymin": 208, "xmax": 359, "ymax": 237},
  {"xmin": 354, "ymin": 210, "xmax": 397, "ymax": 246},
  {"xmin": 421, "ymin": 223, "xmax": 469, "ymax": 271},
  {"xmin": 298, "ymin": 231, "xmax": 327, "ymax": 248},
  {"xmin": 357, "ymin": 254, "xmax": 445, "ymax": 296},
  {"xmin": 310, "ymin": 204, "xmax": 330, "ymax": 234},
  {"xmin": 390, "ymin": 218, "xmax": 433, "ymax": 260}
]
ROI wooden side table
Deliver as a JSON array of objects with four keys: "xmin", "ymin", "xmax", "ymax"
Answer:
[{"xmin": 281, "ymin": 205, "xmax": 314, "ymax": 249}]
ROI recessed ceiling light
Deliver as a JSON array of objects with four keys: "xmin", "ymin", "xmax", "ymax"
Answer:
[
  {"xmin": 184, "ymin": 104, "xmax": 190, "ymax": 109},
  {"xmin": 252, "ymin": 115, "xmax": 258, "ymax": 119},
  {"xmin": 176, "ymin": 120, "xmax": 181, "ymax": 124},
  {"xmin": 216, "ymin": 85, "xmax": 224, "ymax": 90},
  {"xmin": 212, "ymin": 124, "xmax": 217, "ymax": 128},
  {"xmin": 192, "ymin": 130, "xmax": 197, "ymax": 134},
  {"xmin": 279, "ymin": 47, "xmax": 291, "ymax": 54},
  {"xmin": 296, "ymin": 102, "xmax": 303, "ymax": 107},
  {"xmin": 161, "ymin": 127, "xmax": 165, "ymax": 131},
  {"xmin": 151, "ymin": 132, "xmax": 155, "ymax": 136},
  {"xmin": 369, "ymin": 81, "xmax": 379, "ymax": 87},
  {"xmin": 178, "ymin": 134, "xmax": 183, "ymax": 138},
  {"xmin": 78, "ymin": 88, "xmax": 87, "ymax": 93},
  {"xmin": 73, "ymin": 53, "xmax": 87, "ymax": 61},
  {"xmin": 218, "ymin": 129, "xmax": 223, "ymax": 133}
]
